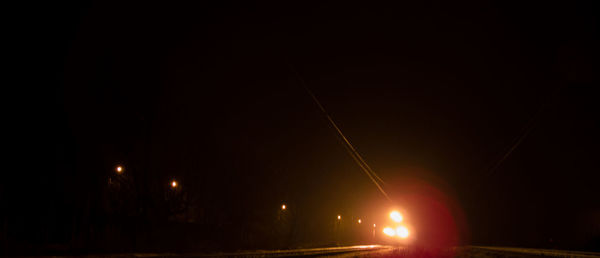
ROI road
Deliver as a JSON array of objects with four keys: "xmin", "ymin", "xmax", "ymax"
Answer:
[
  {"xmin": 195, "ymin": 244, "xmax": 392, "ymax": 257},
  {"xmin": 323, "ymin": 246, "xmax": 600, "ymax": 257},
  {"xmin": 34, "ymin": 245, "xmax": 600, "ymax": 257},
  {"xmin": 38, "ymin": 245, "xmax": 394, "ymax": 258},
  {"xmin": 216, "ymin": 246, "xmax": 600, "ymax": 257}
]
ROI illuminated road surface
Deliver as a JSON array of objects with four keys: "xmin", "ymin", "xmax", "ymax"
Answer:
[
  {"xmin": 35, "ymin": 246, "xmax": 600, "ymax": 257},
  {"xmin": 201, "ymin": 245, "xmax": 393, "ymax": 257},
  {"xmin": 42, "ymin": 245, "xmax": 394, "ymax": 258}
]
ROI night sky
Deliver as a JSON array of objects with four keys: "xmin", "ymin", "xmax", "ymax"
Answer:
[{"xmin": 13, "ymin": 0, "xmax": 600, "ymax": 254}]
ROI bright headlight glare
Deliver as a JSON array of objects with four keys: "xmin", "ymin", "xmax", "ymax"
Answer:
[{"xmin": 383, "ymin": 227, "xmax": 396, "ymax": 237}]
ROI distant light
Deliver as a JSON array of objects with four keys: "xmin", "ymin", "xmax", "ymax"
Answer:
[
  {"xmin": 337, "ymin": 215, "xmax": 341, "ymax": 220},
  {"xmin": 171, "ymin": 180, "xmax": 178, "ymax": 188},
  {"xmin": 373, "ymin": 224, "xmax": 376, "ymax": 227},
  {"xmin": 383, "ymin": 227, "xmax": 396, "ymax": 236},
  {"xmin": 281, "ymin": 204, "xmax": 286, "ymax": 210},
  {"xmin": 116, "ymin": 166, "xmax": 123, "ymax": 173},
  {"xmin": 358, "ymin": 219, "xmax": 362, "ymax": 224},
  {"xmin": 396, "ymin": 226, "xmax": 409, "ymax": 238},
  {"xmin": 390, "ymin": 211, "xmax": 403, "ymax": 222}
]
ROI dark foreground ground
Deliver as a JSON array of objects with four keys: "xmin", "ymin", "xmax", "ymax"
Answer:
[{"xmin": 26, "ymin": 245, "xmax": 600, "ymax": 258}]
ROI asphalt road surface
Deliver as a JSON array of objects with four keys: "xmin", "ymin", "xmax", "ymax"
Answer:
[
  {"xmin": 315, "ymin": 246, "xmax": 600, "ymax": 257},
  {"xmin": 34, "ymin": 245, "xmax": 600, "ymax": 257}
]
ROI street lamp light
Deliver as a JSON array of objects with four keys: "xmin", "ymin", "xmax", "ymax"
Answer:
[{"xmin": 373, "ymin": 224, "xmax": 377, "ymax": 238}]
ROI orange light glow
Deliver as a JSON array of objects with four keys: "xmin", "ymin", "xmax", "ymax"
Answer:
[
  {"xmin": 383, "ymin": 227, "xmax": 396, "ymax": 236},
  {"xmin": 390, "ymin": 211, "xmax": 403, "ymax": 222},
  {"xmin": 396, "ymin": 226, "xmax": 409, "ymax": 238}
]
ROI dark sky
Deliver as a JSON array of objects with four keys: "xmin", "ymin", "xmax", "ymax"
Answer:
[{"xmin": 49, "ymin": 0, "xmax": 599, "ymax": 251}]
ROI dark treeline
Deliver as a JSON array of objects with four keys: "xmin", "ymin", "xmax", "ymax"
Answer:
[{"xmin": 7, "ymin": 129, "xmax": 368, "ymax": 254}]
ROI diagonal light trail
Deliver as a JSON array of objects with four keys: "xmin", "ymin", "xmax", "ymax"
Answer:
[{"xmin": 289, "ymin": 64, "xmax": 391, "ymax": 202}]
